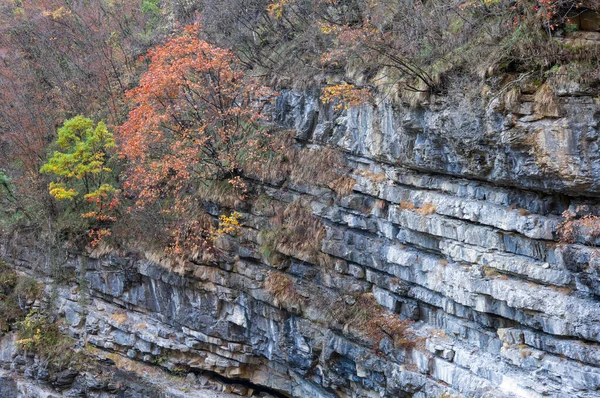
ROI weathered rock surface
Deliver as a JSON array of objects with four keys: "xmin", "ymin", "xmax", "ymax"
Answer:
[
  {"xmin": 0, "ymin": 331, "xmax": 242, "ymax": 398},
  {"xmin": 3, "ymin": 81, "xmax": 600, "ymax": 397}
]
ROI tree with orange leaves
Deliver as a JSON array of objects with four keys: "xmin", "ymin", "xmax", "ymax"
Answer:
[{"xmin": 119, "ymin": 24, "xmax": 273, "ymax": 254}]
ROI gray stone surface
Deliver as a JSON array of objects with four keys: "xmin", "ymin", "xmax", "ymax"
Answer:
[
  {"xmin": 275, "ymin": 83, "xmax": 600, "ymax": 196},
  {"xmin": 3, "ymin": 82, "xmax": 600, "ymax": 397}
]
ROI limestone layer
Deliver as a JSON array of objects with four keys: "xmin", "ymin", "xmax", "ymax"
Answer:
[{"xmin": 3, "ymin": 83, "xmax": 600, "ymax": 397}]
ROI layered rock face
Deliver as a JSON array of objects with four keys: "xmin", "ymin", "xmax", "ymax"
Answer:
[{"xmin": 4, "ymin": 80, "xmax": 600, "ymax": 397}]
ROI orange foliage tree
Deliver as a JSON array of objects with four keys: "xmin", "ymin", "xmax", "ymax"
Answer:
[{"xmin": 119, "ymin": 24, "xmax": 273, "ymax": 254}]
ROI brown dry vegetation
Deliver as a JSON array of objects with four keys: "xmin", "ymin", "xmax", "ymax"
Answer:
[
  {"xmin": 201, "ymin": 0, "xmax": 600, "ymax": 106},
  {"xmin": 417, "ymin": 202, "xmax": 437, "ymax": 215},
  {"xmin": 196, "ymin": 180, "xmax": 247, "ymax": 209},
  {"xmin": 329, "ymin": 175, "xmax": 357, "ymax": 198},
  {"xmin": 356, "ymin": 169, "xmax": 387, "ymax": 184},
  {"xmin": 246, "ymin": 131, "xmax": 355, "ymax": 198},
  {"xmin": 482, "ymin": 266, "xmax": 509, "ymax": 280},
  {"xmin": 110, "ymin": 312, "xmax": 128, "ymax": 325},
  {"xmin": 259, "ymin": 199, "xmax": 330, "ymax": 267},
  {"xmin": 289, "ymin": 147, "xmax": 347, "ymax": 186},
  {"xmin": 334, "ymin": 293, "xmax": 414, "ymax": 350},
  {"xmin": 243, "ymin": 131, "xmax": 296, "ymax": 184},
  {"xmin": 3, "ymin": 0, "xmax": 600, "ymax": 258},
  {"xmin": 264, "ymin": 272, "xmax": 307, "ymax": 311},
  {"xmin": 557, "ymin": 208, "xmax": 600, "ymax": 244},
  {"xmin": 400, "ymin": 202, "xmax": 416, "ymax": 210},
  {"xmin": 400, "ymin": 201, "xmax": 436, "ymax": 215}
]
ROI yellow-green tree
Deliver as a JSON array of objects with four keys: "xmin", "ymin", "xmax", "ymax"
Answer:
[
  {"xmin": 41, "ymin": 116, "xmax": 116, "ymax": 201},
  {"xmin": 40, "ymin": 116, "xmax": 118, "ymax": 245}
]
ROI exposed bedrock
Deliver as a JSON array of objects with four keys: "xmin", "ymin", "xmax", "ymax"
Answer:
[{"xmin": 4, "ymin": 80, "xmax": 600, "ymax": 397}]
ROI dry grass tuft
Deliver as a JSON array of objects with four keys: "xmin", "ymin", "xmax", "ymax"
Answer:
[
  {"xmin": 417, "ymin": 202, "xmax": 437, "ymax": 215},
  {"xmin": 516, "ymin": 344, "xmax": 532, "ymax": 359},
  {"xmin": 400, "ymin": 202, "xmax": 416, "ymax": 210},
  {"xmin": 252, "ymin": 194, "xmax": 285, "ymax": 217},
  {"xmin": 144, "ymin": 251, "xmax": 177, "ymax": 270},
  {"xmin": 110, "ymin": 312, "xmax": 128, "ymax": 325},
  {"xmin": 550, "ymin": 285, "xmax": 573, "ymax": 295},
  {"xmin": 482, "ymin": 266, "xmax": 508, "ymax": 280},
  {"xmin": 196, "ymin": 180, "xmax": 244, "ymax": 208},
  {"xmin": 259, "ymin": 199, "xmax": 330, "ymax": 267},
  {"xmin": 88, "ymin": 241, "xmax": 122, "ymax": 258},
  {"xmin": 264, "ymin": 272, "xmax": 306, "ymax": 312},
  {"xmin": 334, "ymin": 293, "xmax": 414, "ymax": 350},
  {"xmin": 290, "ymin": 147, "xmax": 344, "ymax": 186},
  {"xmin": 430, "ymin": 329, "xmax": 447, "ymax": 338},
  {"xmin": 143, "ymin": 250, "xmax": 210, "ymax": 275},
  {"xmin": 246, "ymin": 132, "xmax": 354, "ymax": 198},
  {"xmin": 244, "ymin": 131, "xmax": 295, "ymax": 184},
  {"xmin": 399, "ymin": 201, "xmax": 436, "ymax": 215},
  {"xmin": 329, "ymin": 175, "xmax": 356, "ymax": 197},
  {"xmin": 356, "ymin": 169, "xmax": 387, "ymax": 184},
  {"xmin": 557, "ymin": 208, "xmax": 600, "ymax": 244}
]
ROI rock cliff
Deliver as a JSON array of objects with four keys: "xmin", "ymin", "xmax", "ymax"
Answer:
[{"xmin": 3, "ymin": 78, "xmax": 600, "ymax": 397}]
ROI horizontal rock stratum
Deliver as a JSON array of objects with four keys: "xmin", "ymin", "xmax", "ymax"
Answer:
[{"xmin": 3, "ymin": 82, "xmax": 600, "ymax": 397}]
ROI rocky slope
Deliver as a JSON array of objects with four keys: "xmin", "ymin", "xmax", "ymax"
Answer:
[{"xmin": 3, "ymin": 76, "xmax": 600, "ymax": 397}]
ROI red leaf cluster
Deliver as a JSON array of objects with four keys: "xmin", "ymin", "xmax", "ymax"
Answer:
[{"xmin": 119, "ymin": 24, "xmax": 273, "ymax": 254}]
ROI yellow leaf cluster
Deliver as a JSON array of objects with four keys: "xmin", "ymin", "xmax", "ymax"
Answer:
[
  {"xmin": 42, "ymin": 6, "xmax": 72, "ymax": 19},
  {"xmin": 48, "ymin": 182, "xmax": 78, "ymax": 200},
  {"xmin": 267, "ymin": 0, "xmax": 289, "ymax": 18},
  {"xmin": 84, "ymin": 183, "xmax": 116, "ymax": 201},
  {"xmin": 211, "ymin": 211, "xmax": 243, "ymax": 241},
  {"xmin": 321, "ymin": 83, "xmax": 372, "ymax": 110},
  {"xmin": 40, "ymin": 116, "xmax": 116, "ymax": 201}
]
